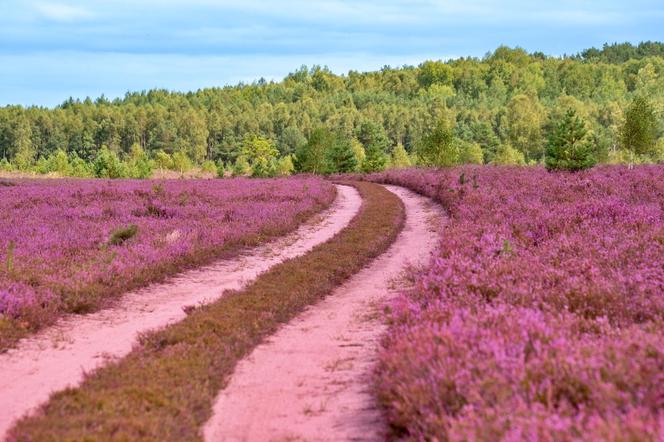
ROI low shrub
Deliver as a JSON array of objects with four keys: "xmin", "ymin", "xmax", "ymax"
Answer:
[
  {"xmin": 107, "ymin": 225, "xmax": 138, "ymax": 246},
  {"xmin": 367, "ymin": 165, "xmax": 664, "ymax": 441}
]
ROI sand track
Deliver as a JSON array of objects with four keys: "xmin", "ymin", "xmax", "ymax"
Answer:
[
  {"xmin": 0, "ymin": 185, "xmax": 361, "ymax": 440},
  {"xmin": 203, "ymin": 186, "xmax": 443, "ymax": 442}
]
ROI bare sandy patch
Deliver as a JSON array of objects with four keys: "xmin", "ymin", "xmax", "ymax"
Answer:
[
  {"xmin": 204, "ymin": 186, "xmax": 443, "ymax": 442},
  {"xmin": 0, "ymin": 185, "xmax": 361, "ymax": 440}
]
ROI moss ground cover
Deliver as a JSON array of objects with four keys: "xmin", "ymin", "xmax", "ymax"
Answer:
[
  {"xmin": 0, "ymin": 177, "xmax": 335, "ymax": 351},
  {"xmin": 367, "ymin": 166, "xmax": 664, "ymax": 441},
  {"xmin": 8, "ymin": 181, "xmax": 405, "ymax": 441}
]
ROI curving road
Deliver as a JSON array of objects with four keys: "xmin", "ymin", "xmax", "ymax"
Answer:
[
  {"xmin": 0, "ymin": 185, "xmax": 362, "ymax": 441},
  {"xmin": 204, "ymin": 185, "xmax": 444, "ymax": 442}
]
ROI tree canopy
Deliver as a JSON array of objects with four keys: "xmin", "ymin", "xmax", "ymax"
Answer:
[{"xmin": 0, "ymin": 42, "xmax": 663, "ymax": 177}]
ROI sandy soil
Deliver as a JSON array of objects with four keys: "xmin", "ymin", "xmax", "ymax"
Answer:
[
  {"xmin": 203, "ymin": 186, "xmax": 443, "ymax": 442},
  {"xmin": 0, "ymin": 185, "xmax": 361, "ymax": 440}
]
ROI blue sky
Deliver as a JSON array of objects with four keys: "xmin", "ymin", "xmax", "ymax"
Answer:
[{"xmin": 1, "ymin": 0, "xmax": 664, "ymax": 107}]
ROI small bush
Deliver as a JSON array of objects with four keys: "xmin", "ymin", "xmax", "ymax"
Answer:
[
  {"xmin": 201, "ymin": 160, "xmax": 217, "ymax": 174},
  {"xmin": 492, "ymin": 144, "xmax": 525, "ymax": 165},
  {"xmin": 232, "ymin": 155, "xmax": 252, "ymax": 177},
  {"xmin": 0, "ymin": 158, "xmax": 13, "ymax": 172},
  {"xmin": 107, "ymin": 225, "xmax": 138, "ymax": 246},
  {"xmin": 5, "ymin": 240, "xmax": 15, "ymax": 273},
  {"xmin": 93, "ymin": 147, "xmax": 127, "ymax": 178}
]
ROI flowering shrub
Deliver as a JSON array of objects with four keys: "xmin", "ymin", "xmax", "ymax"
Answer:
[
  {"xmin": 0, "ymin": 177, "xmax": 334, "ymax": 348},
  {"xmin": 368, "ymin": 166, "xmax": 664, "ymax": 441}
]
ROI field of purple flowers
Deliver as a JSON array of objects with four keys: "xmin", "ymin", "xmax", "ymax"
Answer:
[
  {"xmin": 369, "ymin": 166, "xmax": 664, "ymax": 441},
  {"xmin": 0, "ymin": 177, "xmax": 334, "ymax": 349}
]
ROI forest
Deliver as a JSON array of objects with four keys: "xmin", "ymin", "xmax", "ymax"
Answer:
[{"xmin": 0, "ymin": 41, "xmax": 663, "ymax": 178}]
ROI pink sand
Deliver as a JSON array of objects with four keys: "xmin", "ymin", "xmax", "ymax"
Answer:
[{"xmin": 203, "ymin": 186, "xmax": 443, "ymax": 442}]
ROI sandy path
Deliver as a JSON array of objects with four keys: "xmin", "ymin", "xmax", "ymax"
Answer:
[
  {"xmin": 0, "ymin": 185, "xmax": 361, "ymax": 440},
  {"xmin": 204, "ymin": 186, "xmax": 443, "ymax": 442}
]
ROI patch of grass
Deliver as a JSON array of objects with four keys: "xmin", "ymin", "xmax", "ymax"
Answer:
[
  {"xmin": 5, "ymin": 240, "xmax": 15, "ymax": 273},
  {"xmin": 107, "ymin": 224, "xmax": 138, "ymax": 246},
  {"xmin": 8, "ymin": 182, "xmax": 405, "ymax": 441}
]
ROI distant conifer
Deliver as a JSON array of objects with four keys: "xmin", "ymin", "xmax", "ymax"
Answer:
[{"xmin": 545, "ymin": 109, "xmax": 596, "ymax": 171}]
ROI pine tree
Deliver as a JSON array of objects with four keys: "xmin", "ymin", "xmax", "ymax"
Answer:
[
  {"xmin": 390, "ymin": 143, "xmax": 412, "ymax": 168},
  {"xmin": 362, "ymin": 141, "xmax": 389, "ymax": 172},
  {"xmin": 232, "ymin": 155, "xmax": 252, "ymax": 177},
  {"xmin": 326, "ymin": 138, "xmax": 357, "ymax": 173},
  {"xmin": 357, "ymin": 121, "xmax": 389, "ymax": 172},
  {"xmin": 621, "ymin": 96, "xmax": 658, "ymax": 159},
  {"xmin": 545, "ymin": 109, "xmax": 596, "ymax": 171}
]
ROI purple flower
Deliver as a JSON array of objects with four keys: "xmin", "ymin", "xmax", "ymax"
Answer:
[{"xmin": 369, "ymin": 165, "xmax": 664, "ymax": 440}]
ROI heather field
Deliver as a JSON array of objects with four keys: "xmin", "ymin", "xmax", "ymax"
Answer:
[
  {"xmin": 0, "ymin": 177, "xmax": 335, "ymax": 349},
  {"xmin": 368, "ymin": 166, "xmax": 664, "ymax": 440}
]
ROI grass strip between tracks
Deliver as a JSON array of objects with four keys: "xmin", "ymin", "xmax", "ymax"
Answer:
[{"xmin": 9, "ymin": 181, "xmax": 405, "ymax": 442}]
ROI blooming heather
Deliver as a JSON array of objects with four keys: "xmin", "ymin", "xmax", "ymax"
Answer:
[
  {"xmin": 0, "ymin": 178, "xmax": 334, "ymax": 346},
  {"xmin": 369, "ymin": 166, "xmax": 664, "ymax": 441}
]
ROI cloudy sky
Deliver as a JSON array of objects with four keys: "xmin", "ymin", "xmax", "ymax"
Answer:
[{"xmin": 1, "ymin": 0, "xmax": 664, "ymax": 107}]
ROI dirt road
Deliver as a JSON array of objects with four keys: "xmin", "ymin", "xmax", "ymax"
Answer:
[
  {"xmin": 0, "ymin": 185, "xmax": 361, "ymax": 440},
  {"xmin": 204, "ymin": 186, "xmax": 443, "ymax": 442}
]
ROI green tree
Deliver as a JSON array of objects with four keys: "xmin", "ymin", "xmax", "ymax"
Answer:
[
  {"xmin": 126, "ymin": 143, "xmax": 153, "ymax": 178},
  {"xmin": 357, "ymin": 121, "xmax": 390, "ymax": 172},
  {"xmin": 215, "ymin": 161, "xmax": 228, "ymax": 178},
  {"xmin": 390, "ymin": 143, "xmax": 412, "ymax": 168},
  {"xmin": 241, "ymin": 135, "xmax": 279, "ymax": 177},
  {"xmin": 295, "ymin": 128, "xmax": 334, "ymax": 174},
  {"xmin": 350, "ymin": 139, "xmax": 366, "ymax": 171},
  {"xmin": 492, "ymin": 144, "xmax": 526, "ymax": 165},
  {"xmin": 69, "ymin": 153, "xmax": 92, "ymax": 177},
  {"xmin": 0, "ymin": 157, "xmax": 12, "ymax": 171},
  {"xmin": 172, "ymin": 151, "xmax": 193, "ymax": 174},
  {"xmin": 275, "ymin": 155, "xmax": 295, "ymax": 176},
  {"xmin": 504, "ymin": 94, "xmax": 545, "ymax": 162},
  {"xmin": 176, "ymin": 108, "xmax": 208, "ymax": 163},
  {"xmin": 93, "ymin": 146, "xmax": 127, "ymax": 178},
  {"xmin": 326, "ymin": 137, "xmax": 357, "ymax": 173},
  {"xmin": 201, "ymin": 160, "xmax": 217, "ymax": 174},
  {"xmin": 417, "ymin": 61, "xmax": 454, "ymax": 88},
  {"xmin": 278, "ymin": 126, "xmax": 307, "ymax": 156},
  {"xmin": 1, "ymin": 43, "xmax": 664, "ymax": 172},
  {"xmin": 36, "ymin": 149, "xmax": 71, "ymax": 175},
  {"xmin": 362, "ymin": 142, "xmax": 389, "ymax": 172},
  {"xmin": 356, "ymin": 121, "xmax": 390, "ymax": 154},
  {"xmin": 10, "ymin": 116, "xmax": 35, "ymax": 170},
  {"xmin": 415, "ymin": 121, "xmax": 459, "ymax": 167},
  {"xmin": 545, "ymin": 109, "xmax": 597, "ymax": 171},
  {"xmin": 620, "ymin": 96, "xmax": 659, "ymax": 160},
  {"xmin": 458, "ymin": 141, "xmax": 484, "ymax": 165},
  {"xmin": 232, "ymin": 155, "xmax": 252, "ymax": 177},
  {"xmin": 153, "ymin": 150, "xmax": 173, "ymax": 171}
]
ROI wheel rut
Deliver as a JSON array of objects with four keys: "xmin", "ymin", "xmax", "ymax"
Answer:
[{"xmin": 204, "ymin": 186, "xmax": 443, "ymax": 442}]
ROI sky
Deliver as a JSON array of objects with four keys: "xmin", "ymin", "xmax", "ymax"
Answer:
[{"xmin": 1, "ymin": 0, "xmax": 664, "ymax": 107}]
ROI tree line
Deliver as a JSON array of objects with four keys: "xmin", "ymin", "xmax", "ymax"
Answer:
[{"xmin": 0, "ymin": 42, "xmax": 662, "ymax": 178}]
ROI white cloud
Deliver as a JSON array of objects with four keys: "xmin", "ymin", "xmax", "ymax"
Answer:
[{"xmin": 33, "ymin": 2, "xmax": 94, "ymax": 22}]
